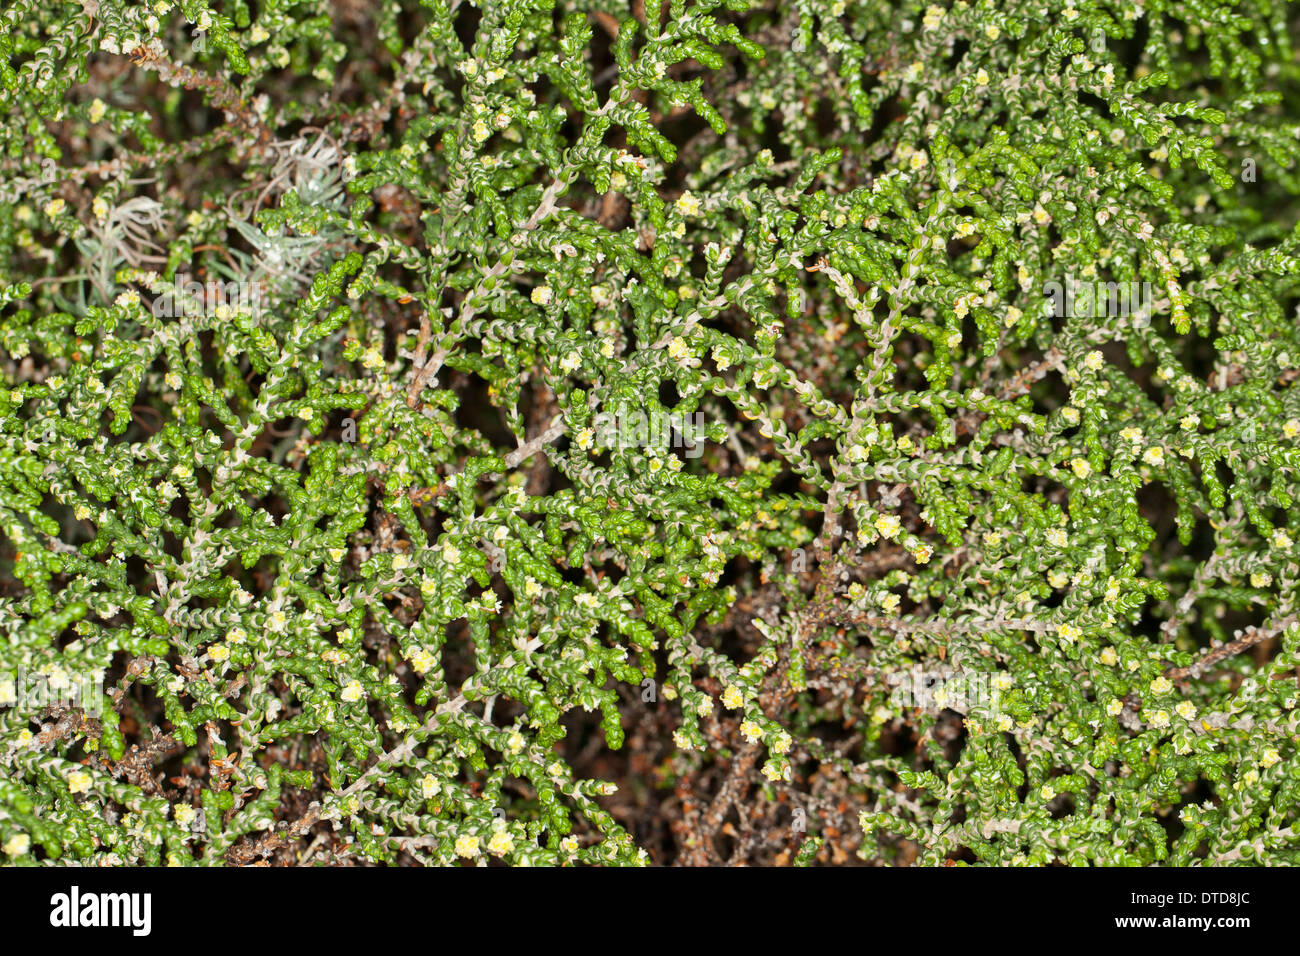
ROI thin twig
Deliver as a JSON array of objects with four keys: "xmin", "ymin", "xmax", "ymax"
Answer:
[{"xmin": 1165, "ymin": 614, "xmax": 1297, "ymax": 683}]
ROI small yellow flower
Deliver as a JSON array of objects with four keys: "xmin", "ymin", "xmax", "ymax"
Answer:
[
  {"xmin": 1099, "ymin": 647, "xmax": 1118, "ymax": 666},
  {"xmin": 531, "ymin": 285, "xmax": 552, "ymax": 306},
  {"xmin": 454, "ymin": 834, "xmax": 480, "ymax": 858},
  {"xmin": 1083, "ymin": 350, "xmax": 1105, "ymax": 371},
  {"xmin": 911, "ymin": 544, "xmax": 934, "ymax": 565},
  {"xmin": 420, "ymin": 774, "xmax": 441, "ymax": 799},
  {"xmin": 1142, "ymin": 446, "xmax": 1165, "ymax": 467},
  {"xmin": 1149, "ymin": 676, "xmax": 1173, "ymax": 695},
  {"xmin": 739, "ymin": 720, "xmax": 763, "ymax": 743},
  {"xmin": 722, "ymin": 686, "xmax": 744, "ymax": 709},
  {"xmin": 1070, "ymin": 458, "xmax": 1092, "ymax": 479},
  {"xmin": 1106, "ymin": 698, "xmax": 1124, "ymax": 716},
  {"xmin": 88, "ymin": 98, "xmax": 107, "ymax": 123},
  {"xmin": 1046, "ymin": 528, "xmax": 1068, "ymax": 548},
  {"xmin": 1272, "ymin": 529, "xmax": 1293, "ymax": 550},
  {"xmin": 1146, "ymin": 709, "xmax": 1171, "ymax": 729},
  {"xmin": 1057, "ymin": 622, "xmax": 1082, "ymax": 643},
  {"xmin": 1283, "ymin": 419, "xmax": 1300, "ymax": 439},
  {"xmin": 174, "ymin": 803, "xmax": 197, "ymax": 827},
  {"xmin": 554, "ymin": 351, "xmax": 581, "ymax": 375},
  {"xmin": 340, "ymin": 680, "xmax": 364, "ymax": 702},
  {"xmin": 1260, "ymin": 748, "xmax": 1281, "ymax": 769},
  {"xmin": 974, "ymin": 68, "xmax": 990, "ymax": 87},
  {"xmin": 3, "ymin": 832, "xmax": 31, "ymax": 856},
  {"xmin": 487, "ymin": 829, "xmax": 514, "ymax": 856},
  {"xmin": 410, "ymin": 647, "xmax": 436, "ymax": 674},
  {"xmin": 1250, "ymin": 571, "xmax": 1272, "ymax": 588},
  {"xmin": 1175, "ymin": 700, "xmax": 1197, "ymax": 720},
  {"xmin": 67, "ymin": 769, "xmax": 93, "ymax": 794},
  {"xmin": 43, "ymin": 198, "xmax": 66, "ymax": 218},
  {"xmin": 209, "ymin": 644, "xmax": 230, "ymax": 662},
  {"xmin": 675, "ymin": 191, "xmax": 701, "ymax": 216},
  {"xmin": 874, "ymin": 513, "xmax": 902, "ymax": 539},
  {"xmin": 667, "ymin": 336, "xmax": 689, "ymax": 360}
]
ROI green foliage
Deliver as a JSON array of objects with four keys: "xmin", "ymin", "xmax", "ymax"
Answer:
[{"xmin": 1, "ymin": 0, "xmax": 1300, "ymax": 866}]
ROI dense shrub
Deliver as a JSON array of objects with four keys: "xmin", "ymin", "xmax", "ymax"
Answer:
[{"xmin": 2, "ymin": 0, "xmax": 1300, "ymax": 866}]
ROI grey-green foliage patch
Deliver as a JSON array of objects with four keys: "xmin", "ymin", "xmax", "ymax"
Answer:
[{"xmin": 0, "ymin": 0, "xmax": 1299, "ymax": 866}]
